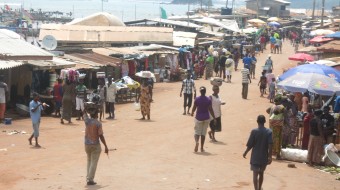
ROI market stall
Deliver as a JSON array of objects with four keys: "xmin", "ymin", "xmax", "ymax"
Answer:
[{"xmin": 115, "ymin": 76, "xmax": 140, "ymax": 103}]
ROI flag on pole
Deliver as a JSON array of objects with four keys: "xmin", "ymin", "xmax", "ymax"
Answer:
[{"xmin": 160, "ymin": 7, "xmax": 167, "ymax": 19}]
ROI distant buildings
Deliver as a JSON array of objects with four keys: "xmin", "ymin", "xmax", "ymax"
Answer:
[
  {"xmin": 245, "ymin": 0, "xmax": 291, "ymax": 17},
  {"xmin": 333, "ymin": 6, "xmax": 340, "ymax": 16}
]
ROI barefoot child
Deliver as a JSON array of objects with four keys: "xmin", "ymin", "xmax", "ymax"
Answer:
[{"xmin": 28, "ymin": 93, "xmax": 47, "ymax": 147}]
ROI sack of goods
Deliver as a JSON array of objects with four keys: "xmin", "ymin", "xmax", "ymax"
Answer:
[
  {"xmin": 210, "ymin": 77, "xmax": 223, "ymax": 86},
  {"xmin": 84, "ymin": 102, "xmax": 100, "ymax": 114}
]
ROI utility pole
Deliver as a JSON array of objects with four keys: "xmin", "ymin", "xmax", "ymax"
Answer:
[
  {"xmin": 187, "ymin": 3, "xmax": 190, "ymax": 27},
  {"xmin": 321, "ymin": 0, "xmax": 325, "ymax": 27},
  {"xmin": 256, "ymin": 0, "xmax": 259, "ymax": 18},
  {"xmin": 312, "ymin": 0, "xmax": 316, "ymax": 20}
]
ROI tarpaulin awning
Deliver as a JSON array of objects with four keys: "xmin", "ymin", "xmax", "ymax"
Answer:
[{"xmin": 309, "ymin": 36, "xmax": 333, "ymax": 44}]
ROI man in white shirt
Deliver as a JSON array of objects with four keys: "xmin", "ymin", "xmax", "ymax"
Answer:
[
  {"xmin": 0, "ymin": 75, "xmax": 8, "ymax": 123},
  {"xmin": 105, "ymin": 77, "xmax": 117, "ymax": 119}
]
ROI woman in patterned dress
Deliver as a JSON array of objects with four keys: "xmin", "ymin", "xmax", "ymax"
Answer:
[
  {"xmin": 137, "ymin": 78, "xmax": 152, "ymax": 120},
  {"xmin": 266, "ymin": 97, "xmax": 285, "ymax": 159}
]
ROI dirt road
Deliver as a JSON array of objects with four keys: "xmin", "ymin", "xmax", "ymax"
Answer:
[{"xmin": 0, "ymin": 41, "xmax": 339, "ymax": 190}]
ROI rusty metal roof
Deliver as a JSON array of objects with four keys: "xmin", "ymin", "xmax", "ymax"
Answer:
[
  {"xmin": 0, "ymin": 38, "xmax": 53, "ymax": 60},
  {"xmin": 68, "ymin": 52, "xmax": 121, "ymax": 67}
]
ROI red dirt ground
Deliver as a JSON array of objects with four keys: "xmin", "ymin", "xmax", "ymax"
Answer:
[{"xmin": 0, "ymin": 41, "xmax": 339, "ymax": 190}]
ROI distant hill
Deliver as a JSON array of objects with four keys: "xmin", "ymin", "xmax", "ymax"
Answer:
[{"xmin": 171, "ymin": 0, "xmax": 213, "ymax": 6}]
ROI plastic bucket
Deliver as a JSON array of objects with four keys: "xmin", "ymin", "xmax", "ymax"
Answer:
[{"xmin": 4, "ymin": 118, "xmax": 12, "ymax": 125}]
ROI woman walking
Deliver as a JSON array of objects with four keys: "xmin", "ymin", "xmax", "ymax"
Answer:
[
  {"xmin": 208, "ymin": 86, "xmax": 225, "ymax": 142},
  {"xmin": 137, "ymin": 78, "xmax": 152, "ymax": 120},
  {"xmin": 307, "ymin": 109, "xmax": 325, "ymax": 166},
  {"xmin": 266, "ymin": 97, "xmax": 285, "ymax": 159},
  {"xmin": 61, "ymin": 79, "xmax": 76, "ymax": 124}
]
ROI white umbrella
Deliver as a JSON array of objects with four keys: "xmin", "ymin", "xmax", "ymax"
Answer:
[
  {"xmin": 311, "ymin": 60, "xmax": 337, "ymax": 65},
  {"xmin": 310, "ymin": 29, "xmax": 335, "ymax": 36},
  {"xmin": 248, "ymin": 19, "xmax": 266, "ymax": 24},
  {"xmin": 267, "ymin": 17, "xmax": 281, "ymax": 22}
]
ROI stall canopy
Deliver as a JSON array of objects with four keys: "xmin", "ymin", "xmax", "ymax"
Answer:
[
  {"xmin": 309, "ymin": 36, "xmax": 333, "ymax": 44},
  {"xmin": 317, "ymin": 40, "xmax": 340, "ymax": 53},
  {"xmin": 324, "ymin": 31, "xmax": 340, "ymax": 39}
]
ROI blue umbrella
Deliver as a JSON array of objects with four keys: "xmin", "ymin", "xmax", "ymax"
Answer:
[
  {"xmin": 277, "ymin": 73, "xmax": 340, "ymax": 96},
  {"xmin": 324, "ymin": 31, "xmax": 340, "ymax": 39},
  {"xmin": 268, "ymin": 21, "xmax": 280, "ymax": 27},
  {"xmin": 278, "ymin": 63, "xmax": 340, "ymax": 82}
]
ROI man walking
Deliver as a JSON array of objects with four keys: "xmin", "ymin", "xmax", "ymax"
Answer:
[
  {"xmin": 76, "ymin": 78, "xmax": 87, "ymax": 120},
  {"xmin": 218, "ymin": 52, "xmax": 227, "ymax": 80},
  {"xmin": 0, "ymin": 75, "xmax": 8, "ymax": 123},
  {"xmin": 225, "ymin": 55, "xmax": 235, "ymax": 83},
  {"xmin": 28, "ymin": 93, "xmax": 47, "ymax": 147},
  {"xmin": 180, "ymin": 73, "xmax": 196, "ymax": 115},
  {"xmin": 241, "ymin": 67, "xmax": 251, "ymax": 99},
  {"xmin": 243, "ymin": 115, "xmax": 273, "ymax": 190},
  {"xmin": 83, "ymin": 107, "xmax": 109, "ymax": 185},
  {"xmin": 264, "ymin": 55, "xmax": 273, "ymax": 73},
  {"xmin": 191, "ymin": 86, "xmax": 216, "ymax": 152},
  {"xmin": 105, "ymin": 76, "xmax": 117, "ymax": 119},
  {"xmin": 242, "ymin": 54, "xmax": 252, "ymax": 71}
]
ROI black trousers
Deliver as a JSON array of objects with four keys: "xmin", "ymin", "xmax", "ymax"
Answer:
[
  {"xmin": 242, "ymin": 83, "xmax": 249, "ymax": 99},
  {"xmin": 183, "ymin": 93, "xmax": 193, "ymax": 108}
]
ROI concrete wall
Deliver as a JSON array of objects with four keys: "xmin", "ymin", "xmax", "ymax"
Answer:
[{"xmin": 246, "ymin": 0, "xmax": 290, "ymax": 17}]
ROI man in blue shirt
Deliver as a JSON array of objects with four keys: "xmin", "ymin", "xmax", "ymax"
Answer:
[
  {"xmin": 242, "ymin": 54, "xmax": 252, "ymax": 70},
  {"xmin": 28, "ymin": 93, "xmax": 47, "ymax": 147},
  {"xmin": 243, "ymin": 115, "xmax": 273, "ymax": 190}
]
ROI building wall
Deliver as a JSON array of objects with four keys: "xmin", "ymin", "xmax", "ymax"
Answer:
[{"xmin": 246, "ymin": 0, "xmax": 290, "ymax": 17}]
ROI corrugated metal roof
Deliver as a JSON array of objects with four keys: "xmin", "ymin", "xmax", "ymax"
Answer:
[
  {"xmin": 26, "ymin": 57, "xmax": 76, "ymax": 69},
  {"xmin": 0, "ymin": 60, "xmax": 24, "ymax": 70},
  {"xmin": 148, "ymin": 18, "xmax": 203, "ymax": 29},
  {"xmin": 93, "ymin": 46, "xmax": 177, "ymax": 58},
  {"xmin": 274, "ymin": 0, "xmax": 290, "ymax": 4},
  {"xmin": 68, "ymin": 52, "xmax": 121, "ymax": 67},
  {"xmin": 0, "ymin": 29, "xmax": 21, "ymax": 39},
  {"xmin": 39, "ymin": 24, "xmax": 173, "ymax": 43},
  {"xmin": 192, "ymin": 17, "xmax": 240, "ymax": 32},
  {"xmin": 0, "ymin": 38, "xmax": 53, "ymax": 59},
  {"xmin": 63, "ymin": 54, "xmax": 104, "ymax": 69},
  {"xmin": 173, "ymin": 31, "xmax": 197, "ymax": 47}
]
